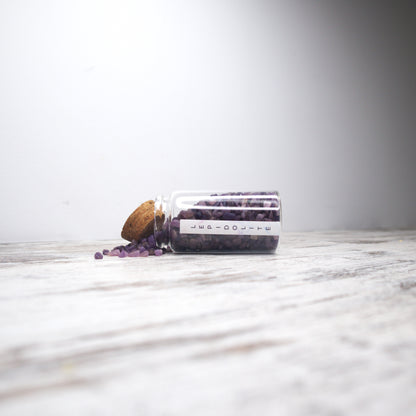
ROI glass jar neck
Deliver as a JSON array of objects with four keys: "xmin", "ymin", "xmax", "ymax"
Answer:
[{"xmin": 154, "ymin": 194, "xmax": 171, "ymax": 249}]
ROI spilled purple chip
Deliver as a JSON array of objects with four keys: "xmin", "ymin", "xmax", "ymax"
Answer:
[{"xmin": 96, "ymin": 235, "xmax": 165, "ymax": 260}]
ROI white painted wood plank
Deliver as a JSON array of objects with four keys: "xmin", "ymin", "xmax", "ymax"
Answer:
[{"xmin": 0, "ymin": 231, "xmax": 415, "ymax": 415}]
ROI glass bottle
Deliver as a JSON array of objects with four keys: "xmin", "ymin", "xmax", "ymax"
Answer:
[{"xmin": 154, "ymin": 191, "xmax": 281, "ymax": 253}]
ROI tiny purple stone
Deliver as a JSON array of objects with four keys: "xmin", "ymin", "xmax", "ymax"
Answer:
[
  {"xmin": 102, "ymin": 249, "xmax": 110, "ymax": 255},
  {"xmin": 139, "ymin": 250, "xmax": 149, "ymax": 257},
  {"xmin": 119, "ymin": 250, "xmax": 128, "ymax": 258},
  {"xmin": 170, "ymin": 219, "xmax": 180, "ymax": 229},
  {"xmin": 154, "ymin": 249, "xmax": 163, "ymax": 256},
  {"xmin": 223, "ymin": 212, "xmax": 236, "ymax": 220},
  {"xmin": 147, "ymin": 234, "xmax": 155, "ymax": 248},
  {"xmin": 94, "ymin": 252, "xmax": 103, "ymax": 259},
  {"xmin": 128, "ymin": 250, "xmax": 141, "ymax": 257},
  {"xmin": 110, "ymin": 249, "xmax": 120, "ymax": 256}
]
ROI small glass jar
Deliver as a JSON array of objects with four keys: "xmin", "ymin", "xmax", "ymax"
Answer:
[{"xmin": 154, "ymin": 191, "xmax": 281, "ymax": 253}]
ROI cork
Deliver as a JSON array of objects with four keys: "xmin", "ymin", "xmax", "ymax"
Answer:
[
  {"xmin": 121, "ymin": 200, "xmax": 155, "ymax": 242},
  {"xmin": 121, "ymin": 200, "xmax": 165, "ymax": 242}
]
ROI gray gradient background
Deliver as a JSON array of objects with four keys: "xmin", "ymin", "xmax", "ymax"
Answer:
[{"xmin": 0, "ymin": 0, "xmax": 415, "ymax": 242}]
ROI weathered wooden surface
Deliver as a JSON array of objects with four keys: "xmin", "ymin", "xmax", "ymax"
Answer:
[{"xmin": 0, "ymin": 231, "xmax": 415, "ymax": 416}]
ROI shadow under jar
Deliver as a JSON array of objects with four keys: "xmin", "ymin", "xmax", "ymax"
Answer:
[{"xmin": 154, "ymin": 191, "xmax": 281, "ymax": 253}]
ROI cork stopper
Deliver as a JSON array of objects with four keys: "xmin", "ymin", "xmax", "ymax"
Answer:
[
  {"xmin": 121, "ymin": 200, "xmax": 155, "ymax": 242},
  {"xmin": 121, "ymin": 200, "xmax": 165, "ymax": 242}
]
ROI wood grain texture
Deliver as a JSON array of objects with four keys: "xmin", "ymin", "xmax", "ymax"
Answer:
[{"xmin": 0, "ymin": 231, "xmax": 415, "ymax": 416}]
